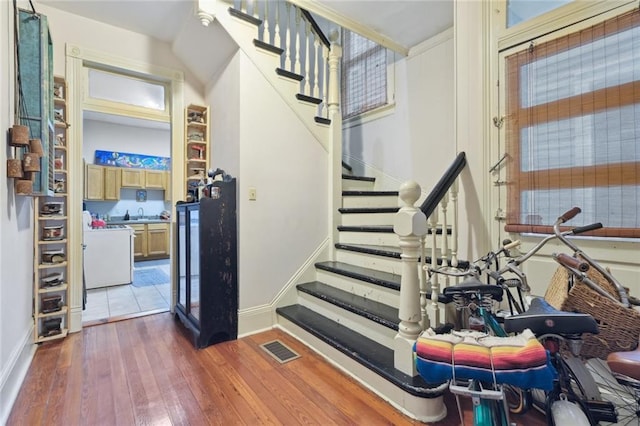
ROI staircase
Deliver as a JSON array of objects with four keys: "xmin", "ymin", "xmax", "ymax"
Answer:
[
  {"xmin": 199, "ymin": 0, "xmax": 456, "ymax": 421},
  {"xmin": 276, "ymin": 170, "xmax": 448, "ymax": 422}
]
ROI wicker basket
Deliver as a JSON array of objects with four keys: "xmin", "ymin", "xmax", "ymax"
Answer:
[{"xmin": 545, "ymin": 262, "xmax": 640, "ymax": 360}]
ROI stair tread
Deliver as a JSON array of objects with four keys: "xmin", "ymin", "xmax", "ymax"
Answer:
[
  {"xmin": 314, "ymin": 116, "xmax": 331, "ymax": 125},
  {"xmin": 228, "ymin": 7, "xmax": 262, "ymax": 26},
  {"xmin": 315, "ymin": 261, "xmax": 400, "ymax": 291},
  {"xmin": 342, "ymin": 174, "xmax": 375, "ymax": 182},
  {"xmin": 298, "ymin": 281, "xmax": 398, "ymax": 330},
  {"xmin": 253, "ymin": 39, "xmax": 284, "ymax": 55},
  {"xmin": 337, "ymin": 225, "xmax": 394, "ymax": 233},
  {"xmin": 335, "ymin": 243, "xmax": 401, "ymax": 258},
  {"xmin": 296, "ymin": 93, "xmax": 322, "ymax": 105},
  {"xmin": 339, "ymin": 207, "xmax": 399, "ymax": 214},
  {"xmin": 275, "ymin": 67, "xmax": 304, "ymax": 81},
  {"xmin": 276, "ymin": 304, "xmax": 445, "ymax": 397},
  {"xmin": 342, "ymin": 190, "xmax": 399, "ymax": 196}
]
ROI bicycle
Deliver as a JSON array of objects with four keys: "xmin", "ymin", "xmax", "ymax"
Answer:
[
  {"xmin": 551, "ymin": 249, "xmax": 640, "ymax": 425},
  {"xmin": 420, "ymin": 208, "xmax": 618, "ymax": 424}
]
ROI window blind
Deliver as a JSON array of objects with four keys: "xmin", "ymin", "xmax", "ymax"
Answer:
[
  {"xmin": 341, "ymin": 30, "xmax": 387, "ymax": 119},
  {"xmin": 505, "ymin": 9, "xmax": 640, "ymax": 237}
]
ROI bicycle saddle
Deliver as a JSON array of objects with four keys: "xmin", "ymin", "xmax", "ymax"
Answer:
[
  {"xmin": 442, "ymin": 278, "xmax": 504, "ymax": 303},
  {"xmin": 503, "ymin": 297, "xmax": 599, "ymax": 336},
  {"xmin": 607, "ymin": 339, "xmax": 640, "ymax": 382}
]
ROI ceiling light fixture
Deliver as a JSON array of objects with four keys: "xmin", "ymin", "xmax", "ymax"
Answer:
[{"xmin": 197, "ymin": 10, "xmax": 214, "ymax": 27}]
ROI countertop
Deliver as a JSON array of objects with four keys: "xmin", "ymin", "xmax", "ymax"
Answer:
[{"xmin": 108, "ymin": 217, "xmax": 170, "ymax": 225}]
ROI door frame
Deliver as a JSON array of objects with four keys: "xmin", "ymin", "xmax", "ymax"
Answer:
[{"xmin": 65, "ymin": 44, "xmax": 184, "ymax": 332}]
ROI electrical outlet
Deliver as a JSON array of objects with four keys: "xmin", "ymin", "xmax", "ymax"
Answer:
[{"xmin": 248, "ymin": 187, "xmax": 257, "ymax": 201}]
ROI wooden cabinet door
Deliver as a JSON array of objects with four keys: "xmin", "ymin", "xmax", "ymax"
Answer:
[
  {"xmin": 147, "ymin": 224, "xmax": 169, "ymax": 256},
  {"xmin": 85, "ymin": 164, "xmax": 104, "ymax": 200},
  {"xmin": 163, "ymin": 171, "xmax": 171, "ymax": 201},
  {"xmin": 145, "ymin": 170, "xmax": 164, "ymax": 189},
  {"xmin": 121, "ymin": 169, "xmax": 144, "ymax": 188},
  {"xmin": 131, "ymin": 224, "xmax": 146, "ymax": 260},
  {"xmin": 103, "ymin": 167, "xmax": 121, "ymax": 200}
]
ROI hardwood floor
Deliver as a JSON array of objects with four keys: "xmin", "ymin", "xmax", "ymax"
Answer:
[{"xmin": 8, "ymin": 313, "xmax": 549, "ymax": 425}]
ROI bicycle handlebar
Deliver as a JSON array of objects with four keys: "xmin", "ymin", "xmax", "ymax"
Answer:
[
  {"xmin": 554, "ymin": 253, "xmax": 589, "ymax": 272},
  {"xmin": 560, "ymin": 207, "xmax": 582, "ymax": 223}
]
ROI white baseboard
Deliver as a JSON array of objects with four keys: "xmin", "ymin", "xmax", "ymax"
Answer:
[
  {"xmin": 0, "ymin": 325, "xmax": 36, "ymax": 425},
  {"xmin": 238, "ymin": 304, "xmax": 273, "ymax": 338}
]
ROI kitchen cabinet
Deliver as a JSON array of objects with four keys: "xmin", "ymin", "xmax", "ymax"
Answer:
[
  {"xmin": 131, "ymin": 224, "xmax": 146, "ymax": 259},
  {"xmin": 121, "ymin": 168, "xmax": 144, "ymax": 188},
  {"xmin": 103, "ymin": 166, "xmax": 121, "ymax": 200},
  {"xmin": 145, "ymin": 170, "xmax": 165, "ymax": 189},
  {"xmin": 85, "ymin": 164, "xmax": 104, "ymax": 200},
  {"xmin": 132, "ymin": 222, "xmax": 170, "ymax": 261},
  {"xmin": 164, "ymin": 171, "xmax": 171, "ymax": 201},
  {"xmin": 175, "ymin": 179, "xmax": 238, "ymax": 349},
  {"xmin": 84, "ymin": 165, "xmax": 121, "ymax": 200},
  {"xmin": 147, "ymin": 224, "xmax": 170, "ymax": 257}
]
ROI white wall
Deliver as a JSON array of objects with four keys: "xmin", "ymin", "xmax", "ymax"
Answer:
[
  {"xmin": 342, "ymin": 29, "xmax": 455, "ymax": 192},
  {"xmin": 36, "ymin": 3, "xmax": 204, "ymax": 106},
  {"xmin": 82, "ymin": 119, "xmax": 171, "ymax": 163},
  {"xmin": 225, "ymin": 52, "xmax": 328, "ymax": 309},
  {"xmin": 1, "ymin": 1, "xmax": 38, "ymax": 423},
  {"xmin": 207, "ymin": 52, "xmax": 240, "ymax": 177}
]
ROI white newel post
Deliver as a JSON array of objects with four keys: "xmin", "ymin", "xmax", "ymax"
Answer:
[
  {"xmin": 327, "ymin": 32, "xmax": 342, "ymax": 258},
  {"xmin": 393, "ymin": 181, "xmax": 427, "ymax": 376}
]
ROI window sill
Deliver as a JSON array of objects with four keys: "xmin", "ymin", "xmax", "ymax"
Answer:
[{"xmin": 342, "ymin": 102, "xmax": 396, "ymax": 129}]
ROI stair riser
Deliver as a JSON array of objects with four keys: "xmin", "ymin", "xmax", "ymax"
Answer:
[
  {"xmin": 297, "ymin": 292, "xmax": 396, "ymax": 349},
  {"xmin": 342, "ymin": 195, "xmax": 399, "ymax": 209},
  {"xmin": 342, "ymin": 180, "xmax": 375, "ymax": 191},
  {"xmin": 340, "ymin": 212, "xmax": 396, "ymax": 226},
  {"xmin": 338, "ymin": 231, "xmax": 399, "ymax": 246},
  {"xmin": 275, "ymin": 318, "xmax": 448, "ymax": 423},
  {"xmin": 315, "ymin": 270, "xmax": 399, "ymax": 307},
  {"xmin": 335, "ymin": 250, "xmax": 402, "ymax": 275}
]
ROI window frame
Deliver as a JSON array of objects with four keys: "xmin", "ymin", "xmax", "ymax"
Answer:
[
  {"xmin": 341, "ymin": 29, "xmax": 395, "ymax": 125},
  {"xmin": 495, "ymin": 0, "xmax": 640, "ymax": 239}
]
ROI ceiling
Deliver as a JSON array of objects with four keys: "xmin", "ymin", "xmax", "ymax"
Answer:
[{"xmin": 38, "ymin": 0, "xmax": 453, "ymax": 51}]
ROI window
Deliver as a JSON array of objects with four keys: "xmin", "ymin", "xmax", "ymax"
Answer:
[
  {"xmin": 507, "ymin": 0, "xmax": 572, "ymax": 28},
  {"xmin": 341, "ymin": 30, "xmax": 388, "ymax": 119},
  {"xmin": 504, "ymin": 9, "xmax": 640, "ymax": 238}
]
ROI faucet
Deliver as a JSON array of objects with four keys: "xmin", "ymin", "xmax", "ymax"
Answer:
[{"xmin": 137, "ymin": 207, "xmax": 144, "ymax": 220}]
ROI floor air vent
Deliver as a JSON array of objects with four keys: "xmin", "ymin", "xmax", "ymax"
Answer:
[{"xmin": 260, "ymin": 340, "xmax": 301, "ymax": 364}]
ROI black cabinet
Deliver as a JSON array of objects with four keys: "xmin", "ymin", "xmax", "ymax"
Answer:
[{"xmin": 175, "ymin": 179, "xmax": 238, "ymax": 348}]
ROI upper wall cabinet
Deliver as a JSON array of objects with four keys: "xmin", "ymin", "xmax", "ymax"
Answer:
[{"xmin": 17, "ymin": 9, "xmax": 55, "ymax": 195}]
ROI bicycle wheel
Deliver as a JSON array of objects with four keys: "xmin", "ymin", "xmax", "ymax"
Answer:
[{"xmin": 585, "ymin": 358, "xmax": 640, "ymax": 425}]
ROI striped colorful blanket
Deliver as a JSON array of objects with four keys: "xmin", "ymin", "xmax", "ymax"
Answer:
[{"xmin": 414, "ymin": 328, "xmax": 556, "ymax": 390}]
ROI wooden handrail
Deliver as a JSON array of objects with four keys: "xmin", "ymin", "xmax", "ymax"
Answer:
[
  {"xmin": 420, "ymin": 152, "xmax": 466, "ymax": 218},
  {"xmin": 300, "ymin": 8, "xmax": 330, "ymax": 48}
]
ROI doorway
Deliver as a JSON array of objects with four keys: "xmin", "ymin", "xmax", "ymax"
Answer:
[
  {"xmin": 65, "ymin": 45, "xmax": 185, "ymax": 332},
  {"xmin": 81, "ymin": 111, "xmax": 172, "ymax": 326}
]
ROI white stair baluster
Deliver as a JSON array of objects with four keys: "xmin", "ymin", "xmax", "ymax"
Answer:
[
  {"xmin": 285, "ymin": 3, "xmax": 293, "ymax": 72},
  {"xmin": 263, "ymin": 1, "xmax": 269, "ymax": 44},
  {"xmin": 428, "ymin": 209, "xmax": 440, "ymax": 326},
  {"xmin": 294, "ymin": 8, "xmax": 301, "ymax": 75},
  {"xmin": 273, "ymin": 1, "xmax": 281, "ymax": 49},
  {"xmin": 304, "ymin": 23, "xmax": 311, "ymax": 96},
  {"xmin": 419, "ymin": 234, "xmax": 429, "ymax": 330},
  {"xmin": 313, "ymin": 38, "xmax": 320, "ymax": 99},
  {"xmin": 450, "ymin": 179, "xmax": 459, "ymax": 269},
  {"xmin": 439, "ymin": 193, "xmax": 450, "ymax": 289}
]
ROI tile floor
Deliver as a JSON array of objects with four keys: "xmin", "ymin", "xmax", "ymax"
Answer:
[{"xmin": 82, "ymin": 259, "xmax": 171, "ymax": 324}]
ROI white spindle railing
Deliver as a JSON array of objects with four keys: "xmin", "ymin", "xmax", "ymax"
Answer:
[{"xmin": 232, "ymin": 0, "xmax": 332, "ymax": 121}]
